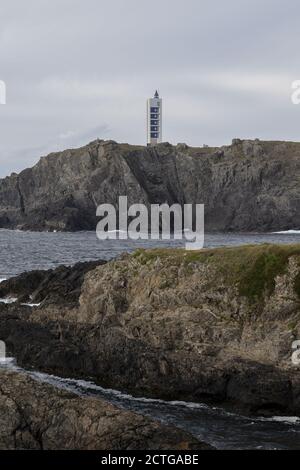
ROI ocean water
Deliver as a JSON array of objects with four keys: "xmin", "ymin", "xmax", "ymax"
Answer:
[{"xmin": 0, "ymin": 229, "xmax": 299, "ymax": 278}]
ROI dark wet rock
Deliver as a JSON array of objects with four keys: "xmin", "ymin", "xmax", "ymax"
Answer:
[{"xmin": 0, "ymin": 259, "xmax": 106, "ymax": 307}]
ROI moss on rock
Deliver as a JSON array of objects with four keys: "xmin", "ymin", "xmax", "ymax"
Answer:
[{"xmin": 133, "ymin": 244, "xmax": 300, "ymax": 303}]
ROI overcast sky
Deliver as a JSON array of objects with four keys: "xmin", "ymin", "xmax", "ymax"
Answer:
[{"xmin": 0, "ymin": 0, "xmax": 300, "ymax": 177}]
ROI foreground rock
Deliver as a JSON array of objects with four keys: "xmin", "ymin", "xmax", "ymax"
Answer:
[
  {"xmin": 0, "ymin": 369, "xmax": 210, "ymax": 450},
  {"xmin": 0, "ymin": 139, "xmax": 299, "ymax": 232},
  {"xmin": 1, "ymin": 244, "xmax": 300, "ymax": 415}
]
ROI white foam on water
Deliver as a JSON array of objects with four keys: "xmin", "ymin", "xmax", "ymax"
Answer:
[
  {"xmin": 0, "ymin": 278, "xmax": 7, "ymax": 284},
  {"xmin": 0, "ymin": 297, "xmax": 17, "ymax": 304},
  {"xmin": 21, "ymin": 372, "xmax": 300, "ymax": 424},
  {"xmin": 0, "ymin": 364, "xmax": 211, "ymax": 413},
  {"xmin": 21, "ymin": 302, "xmax": 41, "ymax": 307},
  {"xmin": 272, "ymin": 230, "xmax": 300, "ymax": 234},
  {"xmin": 259, "ymin": 416, "xmax": 300, "ymax": 425},
  {"xmin": 0, "ymin": 357, "xmax": 16, "ymax": 365},
  {"xmin": 60, "ymin": 377, "xmax": 210, "ymax": 410}
]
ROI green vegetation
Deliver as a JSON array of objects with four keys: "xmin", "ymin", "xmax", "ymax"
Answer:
[
  {"xmin": 238, "ymin": 248, "xmax": 295, "ymax": 302},
  {"xmin": 132, "ymin": 244, "xmax": 300, "ymax": 303}
]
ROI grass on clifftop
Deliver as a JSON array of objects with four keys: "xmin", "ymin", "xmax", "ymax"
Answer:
[{"xmin": 133, "ymin": 244, "xmax": 300, "ymax": 303}]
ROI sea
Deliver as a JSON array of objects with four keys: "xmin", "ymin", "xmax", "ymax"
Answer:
[{"xmin": 0, "ymin": 229, "xmax": 299, "ymax": 279}]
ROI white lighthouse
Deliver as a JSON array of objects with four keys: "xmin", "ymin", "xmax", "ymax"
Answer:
[{"xmin": 147, "ymin": 90, "xmax": 162, "ymax": 146}]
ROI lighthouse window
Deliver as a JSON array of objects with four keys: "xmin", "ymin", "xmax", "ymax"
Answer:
[
  {"xmin": 151, "ymin": 126, "xmax": 158, "ymax": 131},
  {"xmin": 150, "ymin": 107, "xmax": 158, "ymax": 112},
  {"xmin": 151, "ymin": 120, "xmax": 158, "ymax": 125},
  {"xmin": 151, "ymin": 114, "xmax": 158, "ymax": 119},
  {"xmin": 151, "ymin": 133, "xmax": 158, "ymax": 138}
]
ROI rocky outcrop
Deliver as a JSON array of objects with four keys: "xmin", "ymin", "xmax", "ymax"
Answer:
[
  {"xmin": 0, "ymin": 259, "xmax": 106, "ymax": 307},
  {"xmin": 0, "ymin": 138, "xmax": 299, "ymax": 232},
  {"xmin": 1, "ymin": 244, "xmax": 300, "ymax": 415},
  {"xmin": 0, "ymin": 369, "xmax": 210, "ymax": 450}
]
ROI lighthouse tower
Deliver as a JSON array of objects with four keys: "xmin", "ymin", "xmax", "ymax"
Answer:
[{"xmin": 147, "ymin": 90, "xmax": 162, "ymax": 146}]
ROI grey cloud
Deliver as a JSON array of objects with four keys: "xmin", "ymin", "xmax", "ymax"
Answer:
[{"xmin": 0, "ymin": 0, "xmax": 299, "ymax": 177}]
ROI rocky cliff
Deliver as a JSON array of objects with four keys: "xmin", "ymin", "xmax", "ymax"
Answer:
[
  {"xmin": 1, "ymin": 244, "xmax": 300, "ymax": 415},
  {"xmin": 0, "ymin": 138, "xmax": 299, "ymax": 232}
]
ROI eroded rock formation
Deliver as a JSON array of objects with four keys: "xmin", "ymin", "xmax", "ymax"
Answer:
[{"xmin": 0, "ymin": 139, "xmax": 299, "ymax": 231}]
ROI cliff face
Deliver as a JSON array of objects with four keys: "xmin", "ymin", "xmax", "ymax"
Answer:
[
  {"xmin": 1, "ymin": 244, "xmax": 300, "ymax": 415},
  {"xmin": 0, "ymin": 138, "xmax": 299, "ymax": 232}
]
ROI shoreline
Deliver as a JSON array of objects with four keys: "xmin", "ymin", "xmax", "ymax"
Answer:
[
  {"xmin": 0, "ymin": 367, "xmax": 211, "ymax": 450},
  {"xmin": 1, "ymin": 359, "xmax": 300, "ymax": 450},
  {"xmin": 0, "ymin": 227, "xmax": 299, "ymax": 234},
  {"xmin": 1, "ymin": 243, "xmax": 300, "ymax": 449}
]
